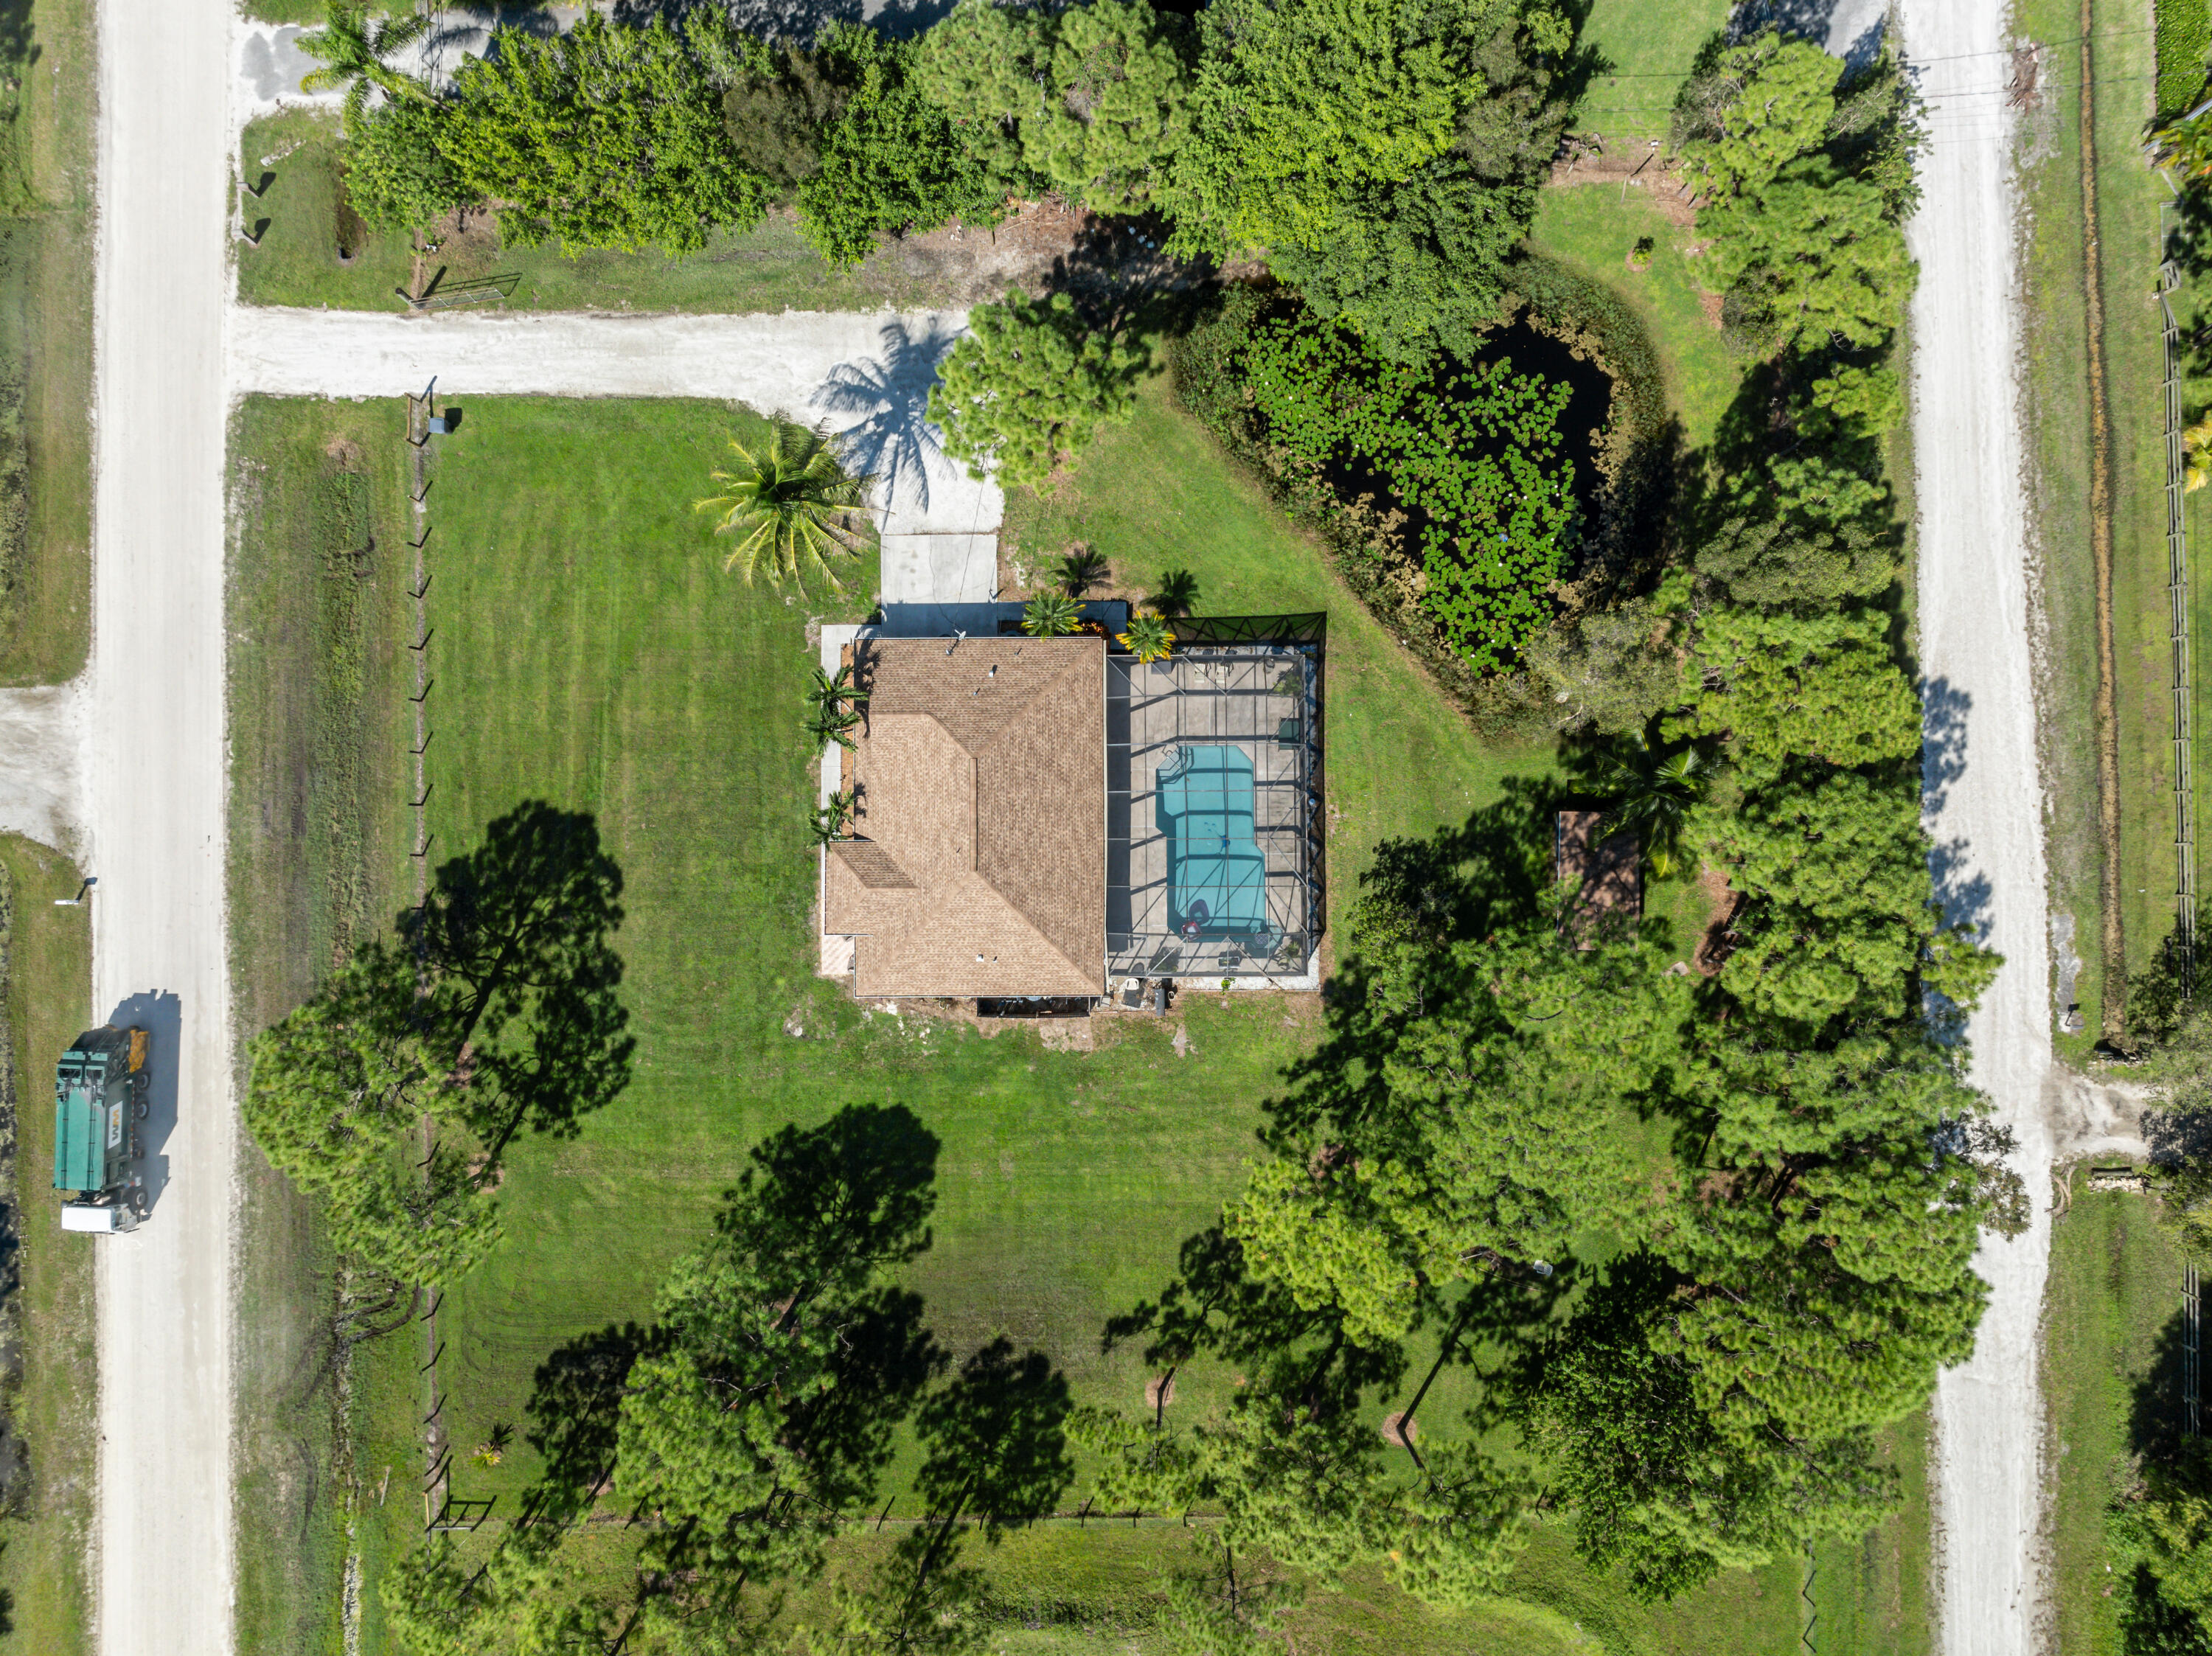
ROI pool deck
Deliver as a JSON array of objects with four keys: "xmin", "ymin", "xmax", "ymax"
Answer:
[{"xmin": 1108, "ymin": 646, "xmax": 1318, "ymax": 983}]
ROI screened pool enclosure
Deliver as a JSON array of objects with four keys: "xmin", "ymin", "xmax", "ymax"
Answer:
[{"xmin": 1106, "ymin": 619, "xmax": 1324, "ymax": 981}]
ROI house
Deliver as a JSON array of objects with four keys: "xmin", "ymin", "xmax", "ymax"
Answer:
[
  {"xmin": 824, "ymin": 636, "xmax": 1106, "ymax": 999},
  {"xmin": 821, "ymin": 619, "xmax": 1326, "ymax": 1001}
]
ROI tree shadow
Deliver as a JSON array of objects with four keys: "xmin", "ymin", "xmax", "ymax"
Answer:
[
  {"xmin": 718, "ymin": 1101, "xmax": 942, "ymax": 1300},
  {"xmin": 2121, "ymin": 1559, "xmax": 2212, "ymax": 1655},
  {"xmin": 517, "ymin": 1321, "xmax": 663, "ymax": 1530},
  {"xmin": 396, "ymin": 801, "xmax": 634, "ymax": 1167},
  {"xmin": 1040, "ymin": 212, "xmax": 1217, "ymax": 339},
  {"xmin": 2129, "ymin": 1311, "xmax": 2191, "ymax": 1464},
  {"xmin": 916, "ymin": 1336, "xmax": 1074, "ymax": 1532},
  {"xmin": 1149, "ymin": 568, "xmax": 1200, "ymax": 616},
  {"xmin": 813, "ymin": 319, "xmax": 960, "ymax": 520}
]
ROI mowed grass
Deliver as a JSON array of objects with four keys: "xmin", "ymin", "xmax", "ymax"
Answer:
[
  {"xmin": 0, "ymin": 0, "xmax": 97, "ymax": 685},
  {"xmin": 2017, "ymin": 0, "xmax": 2187, "ymax": 1043},
  {"xmin": 1528, "ymin": 185, "xmax": 1736, "ymax": 450},
  {"xmin": 1569, "ymin": 0, "xmax": 1729, "ymax": 146},
  {"xmin": 240, "ymin": 109, "xmax": 986, "ymax": 317},
  {"xmin": 2042, "ymin": 1185, "xmax": 2188, "ymax": 1655},
  {"xmin": 204, "ymin": 392, "xmax": 1817, "ymax": 1655},
  {"xmin": 0, "ymin": 837, "xmax": 95, "ymax": 1656},
  {"xmin": 225, "ymin": 397, "xmax": 417, "ymax": 1656}
]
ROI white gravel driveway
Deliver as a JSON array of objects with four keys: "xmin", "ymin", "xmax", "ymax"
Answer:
[{"xmin": 1901, "ymin": 0, "xmax": 2059, "ymax": 1649}]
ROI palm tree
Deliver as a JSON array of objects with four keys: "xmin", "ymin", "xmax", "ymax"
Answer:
[
  {"xmin": 298, "ymin": 1, "xmax": 434, "ymax": 128},
  {"xmin": 811, "ymin": 789, "xmax": 858, "ymax": 845},
  {"xmin": 697, "ymin": 423, "xmax": 874, "ymax": 594},
  {"xmin": 1598, "ymin": 739, "xmax": 1705, "ymax": 877},
  {"xmin": 1022, "ymin": 590, "xmax": 1082, "ymax": 637},
  {"xmin": 809, "ymin": 705, "xmax": 863, "ymax": 751},
  {"xmin": 1117, "ymin": 610, "xmax": 1174, "ymax": 664},
  {"xmin": 807, "ymin": 662, "xmax": 869, "ymax": 721}
]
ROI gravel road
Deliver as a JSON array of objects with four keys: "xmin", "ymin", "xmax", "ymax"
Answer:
[
  {"xmin": 1901, "ymin": 1, "xmax": 2058, "ymax": 1649},
  {"xmin": 89, "ymin": 0, "xmax": 236, "ymax": 1649}
]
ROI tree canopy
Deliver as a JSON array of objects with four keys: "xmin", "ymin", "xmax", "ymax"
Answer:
[
  {"xmin": 243, "ymin": 804, "xmax": 632, "ymax": 1293},
  {"xmin": 928, "ymin": 289, "xmax": 1142, "ymax": 487}
]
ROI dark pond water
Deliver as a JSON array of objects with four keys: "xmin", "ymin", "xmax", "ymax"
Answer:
[{"xmin": 1321, "ymin": 316, "xmax": 1619, "ymax": 563}]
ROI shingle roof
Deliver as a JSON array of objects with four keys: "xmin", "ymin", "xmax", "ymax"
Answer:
[{"xmin": 824, "ymin": 636, "xmax": 1105, "ymax": 997}]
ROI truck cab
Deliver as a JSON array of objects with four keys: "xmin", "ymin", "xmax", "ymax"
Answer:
[{"xmin": 54, "ymin": 1026, "xmax": 149, "ymax": 1234}]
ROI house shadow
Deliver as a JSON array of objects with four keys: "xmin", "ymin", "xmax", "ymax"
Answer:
[{"xmin": 103, "ymin": 989, "xmax": 182, "ymax": 1216}]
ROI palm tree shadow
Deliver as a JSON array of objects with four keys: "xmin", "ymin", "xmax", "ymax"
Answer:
[{"xmin": 813, "ymin": 320, "xmax": 961, "ymax": 521}]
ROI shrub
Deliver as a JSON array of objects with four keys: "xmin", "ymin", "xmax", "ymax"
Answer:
[
  {"xmin": 798, "ymin": 24, "xmax": 1014, "ymax": 269},
  {"xmin": 344, "ymin": 99, "xmax": 466, "ymax": 234},
  {"xmin": 438, "ymin": 10, "xmax": 768, "ymax": 255}
]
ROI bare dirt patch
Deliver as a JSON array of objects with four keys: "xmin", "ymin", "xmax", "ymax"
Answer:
[
  {"xmin": 1145, "ymin": 1373, "xmax": 1177, "ymax": 1410},
  {"xmin": 1693, "ymin": 864, "xmax": 1739, "ymax": 976},
  {"xmin": 1545, "ymin": 149, "xmax": 1700, "ymax": 230}
]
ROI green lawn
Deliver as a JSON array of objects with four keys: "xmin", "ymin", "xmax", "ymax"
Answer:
[
  {"xmin": 2014, "ymin": 0, "xmax": 2199, "ymax": 1049},
  {"xmin": 223, "ymin": 386, "xmax": 1879, "ymax": 1653},
  {"xmin": 0, "ymin": 837, "xmax": 96, "ymax": 1656},
  {"xmin": 1528, "ymin": 186, "xmax": 1736, "ymax": 451},
  {"xmin": 1568, "ymin": 0, "xmax": 1730, "ymax": 147},
  {"xmin": 1004, "ymin": 369, "xmax": 1557, "ymax": 904},
  {"xmin": 225, "ymin": 396, "xmax": 417, "ymax": 1656},
  {"xmin": 238, "ymin": 110, "xmax": 991, "ymax": 318},
  {"xmin": 0, "ymin": 0, "xmax": 97, "ymax": 686},
  {"xmin": 2042, "ymin": 1185, "xmax": 2189, "ymax": 1655}
]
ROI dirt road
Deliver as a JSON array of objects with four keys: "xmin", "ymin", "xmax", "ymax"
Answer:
[
  {"xmin": 87, "ymin": 0, "xmax": 236, "ymax": 1646},
  {"xmin": 1901, "ymin": 1, "xmax": 2058, "ymax": 1649}
]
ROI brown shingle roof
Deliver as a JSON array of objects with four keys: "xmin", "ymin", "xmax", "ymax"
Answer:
[{"xmin": 824, "ymin": 636, "xmax": 1104, "ymax": 996}]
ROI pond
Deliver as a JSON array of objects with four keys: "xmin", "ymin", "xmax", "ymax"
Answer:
[{"xmin": 1318, "ymin": 313, "xmax": 1620, "ymax": 576}]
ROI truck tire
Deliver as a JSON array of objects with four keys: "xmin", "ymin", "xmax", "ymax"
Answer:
[
  {"xmin": 128, "ymin": 1189, "xmax": 148, "ymax": 1217},
  {"xmin": 134, "ymin": 1099, "xmax": 149, "ymax": 1121}
]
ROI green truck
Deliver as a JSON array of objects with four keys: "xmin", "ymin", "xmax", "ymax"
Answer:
[{"xmin": 54, "ymin": 1026, "xmax": 149, "ymax": 1234}]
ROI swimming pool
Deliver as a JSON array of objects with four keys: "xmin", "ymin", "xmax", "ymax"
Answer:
[{"xmin": 1156, "ymin": 745, "xmax": 1268, "ymax": 936}]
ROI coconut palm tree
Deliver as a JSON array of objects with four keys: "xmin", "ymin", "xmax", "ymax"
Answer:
[
  {"xmin": 298, "ymin": 1, "xmax": 435, "ymax": 128},
  {"xmin": 698, "ymin": 423, "xmax": 874, "ymax": 593},
  {"xmin": 1598, "ymin": 738, "xmax": 1705, "ymax": 877},
  {"xmin": 1117, "ymin": 610, "xmax": 1174, "ymax": 664},
  {"xmin": 1022, "ymin": 590, "xmax": 1082, "ymax": 636}
]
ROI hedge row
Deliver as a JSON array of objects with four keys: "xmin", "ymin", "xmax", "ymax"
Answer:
[{"xmin": 2160, "ymin": 0, "xmax": 2211, "ymax": 119}]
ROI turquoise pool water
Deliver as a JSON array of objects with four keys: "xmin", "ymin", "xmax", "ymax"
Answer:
[{"xmin": 1156, "ymin": 745, "xmax": 1268, "ymax": 935}]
